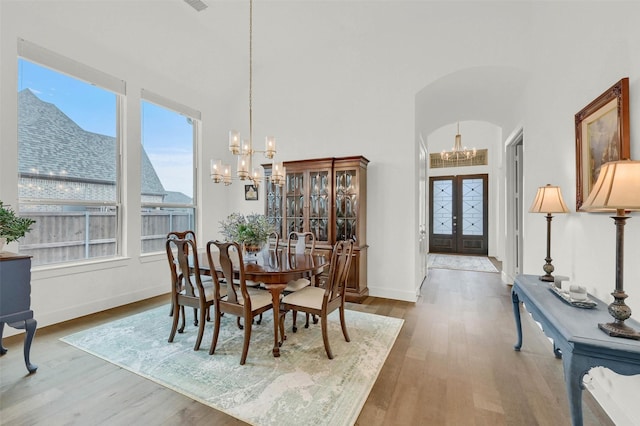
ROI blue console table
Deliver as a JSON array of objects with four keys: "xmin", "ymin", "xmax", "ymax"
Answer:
[
  {"xmin": 512, "ymin": 274, "xmax": 640, "ymax": 426},
  {"xmin": 0, "ymin": 252, "xmax": 37, "ymax": 373}
]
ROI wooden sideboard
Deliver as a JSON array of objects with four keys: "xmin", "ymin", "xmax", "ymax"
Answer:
[
  {"xmin": 263, "ymin": 156, "xmax": 369, "ymax": 302},
  {"xmin": 0, "ymin": 252, "xmax": 38, "ymax": 373}
]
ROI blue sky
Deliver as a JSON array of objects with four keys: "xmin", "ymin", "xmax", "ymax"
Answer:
[{"xmin": 18, "ymin": 59, "xmax": 194, "ymax": 198}]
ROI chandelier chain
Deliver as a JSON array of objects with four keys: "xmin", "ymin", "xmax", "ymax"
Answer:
[{"xmin": 249, "ymin": 0, "xmax": 253, "ymax": 151}]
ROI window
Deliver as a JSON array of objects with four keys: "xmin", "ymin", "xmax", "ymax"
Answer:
[
  {"xmin": 17, "ymin": 40, "xmax": 124, "ymax": 267},
  {"xmin": 140, "ymin": 90, "xmax": 199, "ymax": 253}
]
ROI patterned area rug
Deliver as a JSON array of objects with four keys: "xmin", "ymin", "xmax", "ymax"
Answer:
[
  {"xmin": 61, "ymin": 306, "xmax": 403, "ymax": 426},
  {"xmin": 428, "ymin": 254, "xmax": 499, "ymax": 273}
]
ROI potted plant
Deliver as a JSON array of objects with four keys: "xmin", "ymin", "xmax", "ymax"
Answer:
[
  {"xmin": 0, "ymin": 201, "xmax": 36, "ymax": 252},
  {"xmin": 219, "ymin": 212, "xmax": 274, "ymax": 255}
]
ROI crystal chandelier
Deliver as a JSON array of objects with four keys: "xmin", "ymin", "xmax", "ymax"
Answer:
[
  {"xmin": 210, "ymin": 0, "xmax": 285, "ymax": 186},
  {"xmin": 440, "ymin": 122, "xmax": 477, "ymax": 162}
]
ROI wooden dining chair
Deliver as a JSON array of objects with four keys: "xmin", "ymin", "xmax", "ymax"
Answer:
[
  {"xmin": 280, "ymin": 240, "xmax": 354, "ymax": 359},
  {"xmin": 166, "ymin": 230, "xmax": 212, "ymax": 326},
  {"xmin": 166, "ymin": 237, "xmax": 218, "ymax": 351},
  {"xmin": 284, "ymin": 231, "xmax": 317, "ymax": 330},
  {"xmin": 206, "ymin": 240, "xmax": 274, "ymax": 365}
]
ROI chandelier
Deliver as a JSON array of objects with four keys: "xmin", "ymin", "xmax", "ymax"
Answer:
[
  {"xmin": 440, "ymin": 122, "xmax": 477, "ymax": 162},
  {"xmin": 210, "ymin": 0, "xmax": 285, "ymax": 186}
]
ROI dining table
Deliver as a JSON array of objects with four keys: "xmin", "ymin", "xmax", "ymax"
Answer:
[{"xmin": 203, "ymin": 249, "xmax": 329, "ymax": 358}]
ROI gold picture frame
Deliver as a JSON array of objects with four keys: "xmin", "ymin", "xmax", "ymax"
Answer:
[{"xmin": 575, "ymin": 78, "xmax": 630, "ymax": 211}]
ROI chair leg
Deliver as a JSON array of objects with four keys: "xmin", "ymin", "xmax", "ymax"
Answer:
[
  {"xmin": 209, "ymin": 311, "xmax": 222, "ymax": 355},
  {"xmin": 178, "ymin": 306, "xmax": 186, "ymax": 333},
  {"xmin": 237, "ymin": 317, "xmax": 244, "ymax": 330},
  {"xmin": 240, "ymin": 316, "xmax": 252, "ymax": 365},
  {"xmin": 168, "ymin": 304, "xmax": 180, "ymax": 342},
  {"xmin": 193, "ymin": 307, "xmax": 198, "ymax": 326},
  {"xmin": 194, "ymin": 306, "xmax": 207, "ymax": 351},
  {"xmin": 321, "ymin": 315, "xmax": 334, "ymax": 359},
  {"xmin": 279, "ymin": 311, "xmax": 287, "ymax": 346},
  {"xmin": 292, "ymin": 310, "xmax": 298, "ymax": 332},
  {"xmin": 339, "ymin": 305, "xmax": 350, "ymax": 342}
]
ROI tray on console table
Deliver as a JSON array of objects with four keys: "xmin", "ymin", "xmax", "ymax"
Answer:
[
  {"xmin": 511, "ymin": 274, "xmax": 640, "ymax": 426},
  {"xmin": 0, "ymin": 251, "xmax": 37, "ymax": 373}
]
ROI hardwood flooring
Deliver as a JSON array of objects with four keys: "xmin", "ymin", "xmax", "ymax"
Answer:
[{"xmin": 0, "ymin": 267, "xmax": 614, "ymax": 425}]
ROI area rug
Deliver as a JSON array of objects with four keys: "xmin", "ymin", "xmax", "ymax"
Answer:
[
  {"xmin": 61, "ymin": 306, "xmax": 403, "ymax": 426},
  {"xmin": 428, "ymin": 254, "xmax": 499, "ymax": 273}
]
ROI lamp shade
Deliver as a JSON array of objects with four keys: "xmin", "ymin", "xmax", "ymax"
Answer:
[
  {"xmin": 581, "ymin": 160, "xmax": 640, "ymax": 212},
  {"xmin": 529, "ymin": 184, "xmax": 570, "ymax": 214}
]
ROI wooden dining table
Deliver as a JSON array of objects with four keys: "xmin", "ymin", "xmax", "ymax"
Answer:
[{"xmin": 203, "ymin": 249, "xmax": 329, "ymax": 357}]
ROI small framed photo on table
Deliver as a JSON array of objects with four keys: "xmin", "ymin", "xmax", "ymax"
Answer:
[
  {"xmin": 575, "ymin": 77, "xmax": 630, "ymax": 211},
  {"xmin": 245, "ymin": 184, "xmax": 258, "ymax": 201}
]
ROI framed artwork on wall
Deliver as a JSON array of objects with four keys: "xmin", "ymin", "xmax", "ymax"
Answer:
[
  {"xmin": 575, "ymin": 77, "xmax": 630, "ymax": 211},
  {"xmin": 245, "ymin": 184, "xmax": 258, "ymax": 201}
]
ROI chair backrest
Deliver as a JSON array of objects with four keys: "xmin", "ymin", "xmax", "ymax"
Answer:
[
  {"xmin": 167, "ymin": 230, "xmax": 197, "ymax": 264},
  {"xmin": 166, "ymin": 237, "xmax": 207, "ymax": 301},
  {"xmin": 167, "ymin": 230, "xmax": 197, "ymax": 244},
  {"xmin": 287, "ymin": 231, "xmax": 315, "ymax": 255},
  {"xmin": 324, "ymin": 240, "xmax": 354, "ymax": 304},
  {"xmin": 267, "ymin": 231, "xmax": 280, "ymax": 252},
  {"xmin": 207, "ymin": 240, "xmax": 249, "ymax": 306}
]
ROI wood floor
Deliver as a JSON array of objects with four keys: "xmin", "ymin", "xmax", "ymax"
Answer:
[{"xmin": 1, "ymin": 267, "xmax": 614, "ymax": 425}]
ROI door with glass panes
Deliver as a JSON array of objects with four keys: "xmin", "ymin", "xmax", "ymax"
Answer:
[{"xmin": 429, "ymin": 174, "xmax": 488, "ymax": 255}]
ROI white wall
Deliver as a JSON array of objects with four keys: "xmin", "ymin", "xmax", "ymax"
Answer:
[{"xmin": 1, "ymin": 1, "xmax": 639, "ymax": 421}]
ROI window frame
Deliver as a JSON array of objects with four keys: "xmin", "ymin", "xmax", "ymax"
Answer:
[
  {"xmin": 17, "ymin": 39, "xmax": 125, "ymax": 266},
  {"xmin": 139, "ymin": 89, "xmax": 200, "ymax": 254}
]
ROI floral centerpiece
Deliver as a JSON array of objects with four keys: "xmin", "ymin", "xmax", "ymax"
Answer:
[{"xmin": 219, "ymin": 212, "xmax": 274, "ymax": 255}]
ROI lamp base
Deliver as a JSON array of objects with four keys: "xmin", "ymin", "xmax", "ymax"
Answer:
[
  {"xmin": 539, "ymin": 274, "xmax": 554, "ymax": 282},
  {"xmin": 598, "ymin": 322, "xmax": 640, "ymax": 340}
]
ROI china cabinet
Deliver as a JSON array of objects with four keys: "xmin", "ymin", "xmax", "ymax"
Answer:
[{"xmin": 263, "ymin": 156, "xmax": 368, "ymax": 302}]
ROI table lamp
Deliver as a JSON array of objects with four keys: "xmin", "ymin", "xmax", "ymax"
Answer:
[
  {"xmin": 529, "ymin": 184, "xmax": 569, "ymax": 282},
  {"xmin": 581, "ymin": 160, "xmax": 640, "ymax": 340}
]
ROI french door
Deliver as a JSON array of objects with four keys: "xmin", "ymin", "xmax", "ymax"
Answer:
[{"xmin": 429, "ymin": 174, "xmax": 488, "ymax": 255}]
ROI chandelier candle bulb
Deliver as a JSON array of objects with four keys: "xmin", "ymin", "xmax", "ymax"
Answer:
[
  {"xmin": 237, "ymin": 155, "xmax": 250, "ymax": 180},
  {"xmin": 241, "ymin": 139, "xmax": 251, "ymax": 156},
  {"xmin": 223, "ymin": 164, "xmax": 232, "ymax": 186},
  {"xmin": 211, "ymin": 159, "xmax": 222, "ymax": 183},
  {"xmin": 229, "ymin": 130, "xmax": 240, "ymax": 154},
  {"xmin": 265, "ymin": 136, "xmax": 276, "ymax": 158}
]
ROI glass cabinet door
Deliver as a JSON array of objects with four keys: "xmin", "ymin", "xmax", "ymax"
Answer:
[
  {"xmin": 285, "ymin": 172, "xmax": 305, "ymax": 235},
  {"xmin": 335, "ymin": 168, "xmax": 358, "ymax": 241},
  {"xmin": 265, "ymin": 179, "xmax": 283, "ymax": 237},
  {"xmin": 309, "ymin": 170, "xmax": 330, "ymax": 241}
]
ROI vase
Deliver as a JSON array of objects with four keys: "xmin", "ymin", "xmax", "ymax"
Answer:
[
  {"xmin": 0, "ymin": 237, "xmax": 6, "ymax": 252},
  {"xmin": 242, "ymin": 242, "xmax": 264, "ymax": 261}
]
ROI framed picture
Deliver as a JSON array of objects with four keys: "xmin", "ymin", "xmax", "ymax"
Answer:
[
  {"xmin": 244, "ymin": 184, "xmax": 258, "ymax": 201},
  {"xmin": 575, "ymin": 77, "xmax": 630, "ymax": 211}
]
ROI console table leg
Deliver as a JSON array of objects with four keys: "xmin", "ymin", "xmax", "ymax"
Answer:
[
  {"xmin": 553, "ymin": 342, "xmax": 562, "ymax": 359},
  {"xmin": 23, "ymin": 318, "xmax": 38, "ymax": 373},
  {"xmin": 0, "ymin": 322, "xmax": 7, "ymax": 355},
  {"xmin": 512, "ymin": 290, "xmax": 523, "ymax": 351},
  {"xmin": 562, "ymin": 352, "xmax": 589, "ymax": 426},
  {"xmin": 6, "ymin": 319, "xmax": 38, "ymax": 373}
]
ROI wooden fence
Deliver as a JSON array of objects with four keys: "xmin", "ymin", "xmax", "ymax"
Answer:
[{"xmin": 18, "ymin": 211, "xmax": 193, "ymax": 267}]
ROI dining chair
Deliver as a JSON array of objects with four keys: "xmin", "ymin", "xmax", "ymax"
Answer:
[
  {"xmin": 284, "ymin": 231, "xmax": 317, "ymax": 331},
  {"xmin": 280, "ymin": 240, "xmax": 354, "ymax": 359},
  {"xmin": 166, "ymin": 230, "xmax": 212, "ymax": 326},
  {"xmin": 206, "ymin": 240, "xmax": 274, "ymax": 365},
  {"xmin": 166, "ymin": 237, "xmax": 218, "ymax": 351}
]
